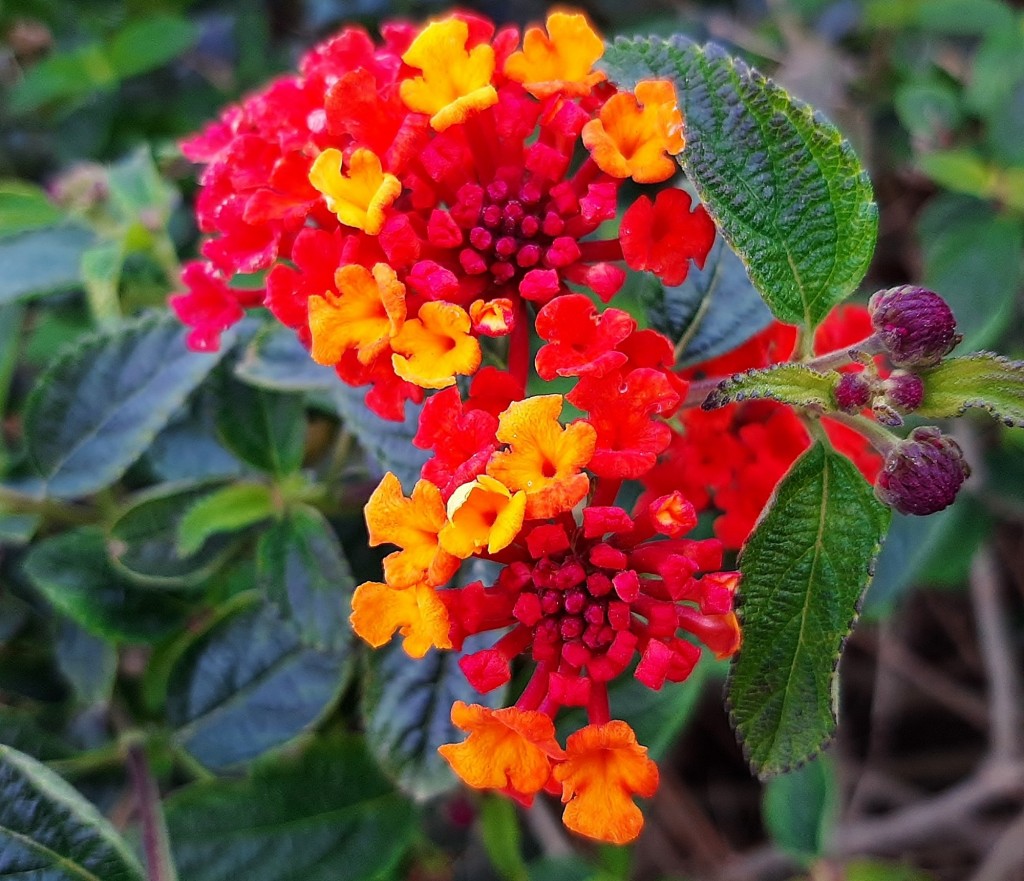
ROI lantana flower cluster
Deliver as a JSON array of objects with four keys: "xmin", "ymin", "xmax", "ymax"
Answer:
[{"xmin": 173, "ymin": 7, "xmax": 951, "ymax": 846}]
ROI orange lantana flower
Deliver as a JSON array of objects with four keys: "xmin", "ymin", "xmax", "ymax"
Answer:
[
  {"xmin": 486, "ymin": 395, "xmax": 596, "ymax": 519},
  {"xmin": 439, "ymin": 701, "xmax": 565, "ymax": 805},
  {"xmin": 350, "ymin": 580, "xmax": 452, "ymax": 658},
  {"xmin": 554, "ymin": 720, "xmax": 659, "ymax": 845},
  {"xmin": 391, "ymin": 301, "xmax": 482, "ymax": 390},
  {"xmin": 438, "ymin": 475, "xmax": 527, "ymax": 559},
  {"xmin": 504, "ymin": 11, "xmax": 606, "ymax": 98},
  {"xmin": 364, "ymin": 472, "xmax": 460, "ymax": 589},
  {"xmin": 307, "ymin": 147, "xmax": 401, "ymax": 234},
  {"xmin": 582, "ymin": 80, "xmax": 685, "ymax": 184},
  {"xmin": 400, "ymin": 17, "xmax": 499, "ymax": 131},
  {"xmin": 308, "ymin": 263, "xmax": 406, "ymax": 367}
]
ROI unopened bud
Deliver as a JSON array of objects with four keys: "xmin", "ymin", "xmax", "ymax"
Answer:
[
  {"xmin": 874, "ymin": 427, "xmax": 970, "ymax": 516},
  {"xmin": 868, "ymin": 286, "xmax": 960, "ymax": 368},
  {"xmin": 835, "ymin": 372, "xmax": 873, "ymax": 413},
  {"xmin": 884, "ymin": 370, "xmax": 925, "ymax": 413}
]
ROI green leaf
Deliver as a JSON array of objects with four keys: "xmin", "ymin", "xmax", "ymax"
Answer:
[
  {"xmin": 22, "ymin": 527, "xmax": 190, "ymax": 643},
  {"xmin": 481, "ymin": 796, "xmax": 528, "ymax": 881},
  {"xmin": 0, "ymin": 744, "xmax": 146, "ymax": 880},
  {"xmin": 165, "ymin": 736, "xmax": 415, "ymax": 881},
  {"xmin": 257, "ymin": 505, "xmax": 355, "ymax": 652},
  {"xmin": 106, "ymin": 147, "xmax": 177, "ymax": 230},
  {"xmin": 0, "ymin": 706, "xmax": 72, "ymax": 761},
  {"xmin": 918, "ymin": 195, "xmax": 1022, "ymax": 351},
  {"xmin": 80, "ymin": 239, "xmax": 125, "ymax": 326},
  {"xmin": 106, "ymin": 15, "xmax": 197, "ymax": 80},
  {"xmin": 526, "ymin": 857, "xmax": 593, "ymax": 881},
  {"xmin": 865, "ymin": 0, "xmax": 1015, "ymax": 34},
  {"xmin": 362, "ymin": 633, "xmax": 508, "ymax": 799},
  {"xmin": 0, "ymin": 225, "xmax": 95, "ymax": 305},
  {"xmin": 701, "ymin": 363, "xmax": 840, "ymax": 410},
  {"xmin": 917, "ymin": 353, "xmax": 1024, "ymax": 426},
  {"xmin": 143, "ymin": 390, "xmax": 243, "ymax": 483},
  {"xmin": 177, "ymin": 482, "xmax": 274, "ymax": 556},
  {"xmin": 893, "ymin": 81, "xmax": 962, "ymax": 140},
  {"xmin": 729, "ymin": 442, "xmax": 891, "ymax": 776},
  {"xmin": 108, "ymin": 481, "xmax": 245, "ymax": 588},
  {"xmin": 9, "ymin": 43, "xmax": 116, "ymax": 114},
  {"xmin": 234, "ymin": 324, "xmax": 337, "ymax": 392},
  {"xmin": 332, "ymin": 384, "xmax": 427, "ymax": 491},
  {"xmin": 601, "ymin": 37, "xmax": 877, "ymax": 329},
  {"xmin": 762, "ymin": 755, "xmax": 838, "ymax": 858},
  {"xmin": 166, "ymin": 595, "xmax": 352, "ymax": 771},
  {"xmin": 24, "ymin": 313, "xmax": 228, "ymax": 498},
  {"xmin": 54, "ymin": 618, "xmax": 117, "ymax": 706},
  {"xmin": 216, "ymin": 375, "xmax": 306, "ymax": 476},
  {"xmin": 0, "ymin": 180, "xmax": 64, "ymax": 236},
  {"xmin": 642, "ymin": 237, "xmax": 773, "ymax": 367}
]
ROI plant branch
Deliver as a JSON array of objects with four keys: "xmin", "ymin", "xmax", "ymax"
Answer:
[{"xmin": 125, "ymin": 740, "xmax": 179, "ymax": 881}]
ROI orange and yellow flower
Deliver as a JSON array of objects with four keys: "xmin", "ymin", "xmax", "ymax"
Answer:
[
  {"xmin": 486, "ymin": 395, "xmax": 597, "ymax": 519},
  {"xmin": 350, "ymin": 580, "xmax": 452, "ymax": 658},
  {"xmin": 364, "ymin": 472, "xmax": 460, "ymax": 589},
  {"xmin": 438, "ymin": 475, "xmax": 527, "ymax": 559},
  {"xmin": 308, "ymin": 147, "xmax": 401, "ymax": 234},
  {"xmin": 391, "ymin": 301, "xmax": 482, "ymax": 390},
  {"xmin": 504, "ymin": 11, "xmax": 606, "ymax": 98}
]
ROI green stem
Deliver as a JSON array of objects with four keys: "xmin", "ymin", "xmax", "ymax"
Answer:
[
  {"xmin": 0, "ymin": 485, "xmax": 98, "ymax": 526},
  {"xmin": 47, "ymin": 741, "xmax": 125, "ymax": 778},
  {"xmin": 824, "ymin": 410, "xmax": 900, "ymax": 455},
  {"xmin": 126, "ymin": 739, "xmax": 179, "ymax": 881},
  {"xmin": 151, "ymin": 232, "xmax": 183, "ymax": 290}
]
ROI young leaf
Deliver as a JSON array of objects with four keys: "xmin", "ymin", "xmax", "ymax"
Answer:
[
  {"xmin": 332, "ymin": 384, "xmax": 428, "ymax": 491},
  {"xmin": 25, "ymin": 313, "xmax": 228, "ymax": 498},
  {"xmin": 54, "ymin": 618, "xmax": 118, "ymax": 706},
  {"xmin": 701, "ymin": 363, "xmax": 841, "ymax": 410},
  {"xmin": 361, "ymin": 632, "xmax": 508, "ymax": 800},
  {"xmin": 22, "ymin": 527, "xmax": 189, "ymax": 643},
  {"xmin": 0, "ymin": 743, "xmax": 146, "ymax": 881},
  {"xmin": 644, "ymin": 237, "xmax": 774, "ymax": 367},
  {"xmin": 917, "ymin": 352, "xmax": 1024, "ymax": 426},
  {"xmin": 729, "ymin": 442, "xmax": 890, "ymax": 776},
  {"xmin": 0, "ymin": 180, "xmax": 64, "ymax": 235},
  {"xmin": 177, "ymin": 482, "xmax": 274, "ymax": 557},
  {"xmin": 109, "ymin": 481, "xmax": 246, "ymax": 588},
  {"xmin": 165, "ymin": 736, "xmax": 415, "ymax": 881},
  {"xmin": 481, "ymin": 796, "xmax": 528, "ymax": 881},
  {"xmin": 0, "ymin": 225, "xmax": 95, "ymax": 305},
  {"xmin": 216, "ymin": 375, "xmax": 307, "ymax": 476},
  {"xmin": 601, "ymin": 37, "xmax": 877, "ymax": 330},
  {"xmin": 257, "ymin": 505, "xmax": 355, "ymax": 653},
  {"xmin": 105, "ymin": 14, "xmax": 198, "ymax": 80},
  {"xmin": 166, "ymin": 596, "xmax": 353, "ymax": 771}
]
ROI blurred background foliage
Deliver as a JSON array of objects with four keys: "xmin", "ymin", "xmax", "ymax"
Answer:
[{"xmin": 1, "ymin": 1, "xmax": 1023, "ymax": 880}]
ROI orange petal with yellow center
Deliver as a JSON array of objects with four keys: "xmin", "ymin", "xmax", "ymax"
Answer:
[
  {"xmin": 438, "ymin": 474, "xmax": 527, "ymax": 559},
  {"xmin": 486, "ymin": 395, "xmax": 596, "ymax": 519},
  {"xmin": 391, "ymin": 301, "xmax": 482, "ymax": 390},
  {"xmin": 504, "ymin": 12, "xmax": 606, "ymax": 98},
  {"xmin": 554, "ymin": 721, "xmax": 659, "ymax": 845},
  {"xmin": 581, "ymin": 80, "xmax": 685, "ymax": 184},
  {"xmin": 350, "ymin": 580, "xmax": 452, "ymax": 658},
  {"xmin": 365, "ymin": 472, "xmax": 460, "ymax": 588},
  {"xmin": 308, "ymin": 263, "xmax": 407, "ymax": 366},
  {"xmin": 308, "ymin": 147, "xmax": 401, "ymax": 234},
  {"xmin": 438, "ymin": 701, "xmax": 565, "ymax": 802},
  {"xmin": 400, "ymin": 18, "xmax": 498, "ymax": 131}
]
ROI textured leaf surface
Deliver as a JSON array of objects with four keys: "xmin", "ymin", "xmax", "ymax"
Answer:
[
  {"xmin": 602, "ymin": 37, "xmax": 877, "ymax": 328},
  {"xmin": 25, "ymin": 314, "xmax": 227, "ymax": 498},
  {"xmin": 332, "ymin": 385, "xmax": 428, "ymax": 491},
  {"xmin": 166, "ymin": 597, "xmax": 352, "ymax": 770},
  {"xmin": 108, "ymin": 482, "xmax": 243, "ymax": 588},
  {"xmin": 22, "ymin": 527, "xmax": 189, "ymax": 643},
  {"xmin": 729, "ymin": 442, "xmax": 890, "ymax": 776},
  {"xmin": 362, "ymin": 633, "xmax": 507, "ymax": 799},
  {"xmin": 215, "ymin": 375, "xmax": 306, "ymax": 476},
  {"xmin": 257, "ymin": 505, "xmax": 355, "ymax": 653},
  {"xmin": 143, "ymin": 390, "xmax": 242, "ymax": 482},
  {"xmin": 646, "ymin": 237, "xmax": 773, "ymax": 367},
  {"xmin": 0, "ymin": 744, "xmax": 146, "ymax": 881},
  {"xmin": 0, "ymin": 226, "xmax": 94, "ymax": 305},
  {"xmin": 165, "ymin": 737, "xmax": 415, "ymax": 881},
  {"xmin": 917, "ymin": 353, "xmax": 1024, "ymax": 426},
  {"xmin": 234, "ymin": 325, "xmax": 337, "ymax": 391},
  {"xmin": 702, "ymin": 363, "xmax": 840, "ymax": 410}
]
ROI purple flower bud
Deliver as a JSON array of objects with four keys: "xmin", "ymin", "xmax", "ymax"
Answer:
[
  {"xmin": 868, "ymin": 286, "xmax": 961, "ymax": 368},
  {"xmin": 884, "ymin": 371, "xmax": 925, "ymax": 412},
  {"xmin": 874, "ymin": 427, "xmax": 970, "ymax": 516},
  {"xmin": 835, "ymin": 373, "xmax": 872, "ymax": 413}
]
